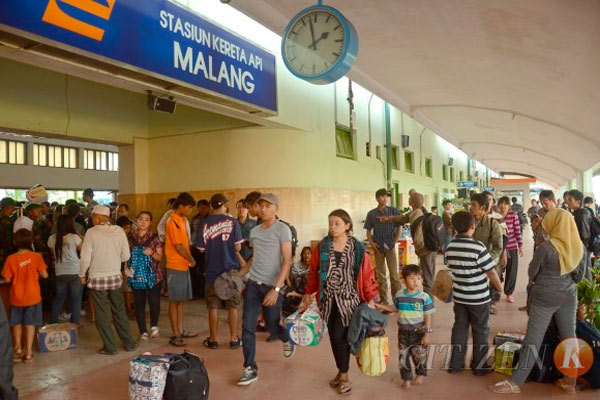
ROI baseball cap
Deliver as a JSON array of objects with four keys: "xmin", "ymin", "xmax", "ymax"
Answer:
[
  {"xmin": 0, "ymin": 197, "xmax": 16, "ymax": 207},
  {"xmin": 210, "ymin": 193, "xmax": 228, "ymax": 209},
  {"xmin": 375, "ymin": 188, "xmax": 391, "ymax": 198},
  {"xmin": 258, "ymin": 193, "xmax": 279, "ymax": 207},
  {"xmin": 92, "ymin": 205, "xmax": 110, "ymax": 217},
  {"xmin": 13, "ymin": 216, "xmax": 33, "ymax": 233},
  {"xmin": 25, "ymin": 203, "xmax": 41, "ymax": 213}
]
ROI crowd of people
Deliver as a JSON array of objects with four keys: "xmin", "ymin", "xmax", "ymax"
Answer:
[{"xmin": 0, "ymin": 185, "xmax": 598, "ymax": 398}]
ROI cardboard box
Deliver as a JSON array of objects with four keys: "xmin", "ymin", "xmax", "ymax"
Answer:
[
  {"xmin": 37, "ymin": 323, "xmax": 77, "ymax": 352},
  {"xmin": 494, "ymin": 341, "xmax": 521, "ymax": 376},
  {"xmin": 494, "ymin": 330, "xmax": 526, "ymax": 346},
  {"xmin": 285, "ymin": 303, "xmax": 327, "ymax": 346}
]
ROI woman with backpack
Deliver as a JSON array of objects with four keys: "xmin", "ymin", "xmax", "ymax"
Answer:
[
  {"xmin": 128, "ymin": 211, "xmax": 164, "ymax": 343},
  {"xmin": 48, "ymin": 215, "xmax": 84, "ymax": 324},
  {"xmin": 302, "ymin": 209, "xmax": 379, "ymax": 395}
]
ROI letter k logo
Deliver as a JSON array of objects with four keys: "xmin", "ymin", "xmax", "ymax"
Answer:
[{"xmin": 42, "ymin": 0, "xmax": 116, "ymax": 41}]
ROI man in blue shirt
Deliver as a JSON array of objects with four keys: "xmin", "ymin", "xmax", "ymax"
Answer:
[
  {"xmin": 364, "ymin": 188, "xmax": 402, "ymax": 305},
  {"xmin": 197, "ymin": 193, "xmax": 245, "ymax": 350}
]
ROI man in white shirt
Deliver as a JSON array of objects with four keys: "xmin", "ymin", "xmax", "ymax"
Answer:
[{"xmin": 79, "ymin": 205, "xmax": 136, "ymax": 355}]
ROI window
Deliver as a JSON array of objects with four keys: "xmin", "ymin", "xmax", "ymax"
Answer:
[
  {"xmin": 33, "ymin": 144, "xmax": 77, "ymax": 168},
  {"xmin": 442, "ymin": 164, "xmax": 448, "ymax": 181},
  {"xmin": 376, "ymin": 145, "xmax": 382, "ymax": 160},
  {"xmin": 459, "ymin": 171, "xmax": 464, "ymax": 181},
  {"xmin": 83, "ymin": 149, "xmax": 118, "ymax": 171},
  {"xmin": 335, "ymin": 125, "xmax": 354, "ymax": 160},
  {"xmin": 404, "ymin": 151, "xmax": 414, "ymax": 173},
  {"xmin": 0, "ymin": 140, "xmax": 25, "ymax": 165},
  {"xmin": 392, "ymin": 182, "xmax": 400, "ymax": 207},
  {"xmin": 425, "ymin": 158, "xmax": 432, "ymax": 177},
  {"xmin": 391, "ymin": 146, "xmax": 400, "ymax": 170},
  {"xmin": 450, "ymin": 167, "xmax": 455, "ymax": 182}
]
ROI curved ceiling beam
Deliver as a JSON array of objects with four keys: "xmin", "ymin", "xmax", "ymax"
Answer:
[
  {"xmin": 410, "ymin": 104, "xmax": 600, "ymax": 150},
  {"xmin": 485, "ymin": 163, "xmax": 563, "ymax": 188},
  {"xmin": 459, "ymin": 141, "xmax": 579, "ymax": 173},
  {"xmin": 479, "ymin": 158, "xmax": 572, "ymax": 181}
]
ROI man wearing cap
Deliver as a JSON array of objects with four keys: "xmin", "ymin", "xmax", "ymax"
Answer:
[
  {"xmin": 24, "ymin": 204, "xmax": 46, "ymax": 256},
  {"xmin": 0, "ymin": 198, "xmax": 17, "ymax": 273},
  {"xmin": 364, "ymin": 188, "xmax": 402, "ymax": 305},
  {"xmin": 196, "ymin": 193, "xmax": 245, "ymax": 350},
  {"xmin": 79, "ymin": 205, "xmax": 136, "ymax": 355},
  {"xmin": 237, "ymin": 193, "xmax": 295, "ymax": 386}
]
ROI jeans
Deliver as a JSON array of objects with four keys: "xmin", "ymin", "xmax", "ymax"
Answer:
[
  {"xmin": 418, "ymin": 252, "xmax": 437, "ymax": 300},
  {"xmin": 51, "ymin": 274, "xmax": 83, "ymax": 324},
  {"xmin": 450, "ymin": 302, "xmax": 490, "ymax": 372},
  {"xmin": 242, "ymin": 280, "xmax": 289, "ymax": 371},
  {"xmin": 398, "ymin": 328, "xmax": 428, "ymax": 380},
  {"xmin": 374, "ymin": 248, "xmax": 401, "ymax": 305},
  {"xmin": 503, "ymin": 249, "xmax": 519, "ymax": 296},
  {"xmin": 0, "ymin": 297, "xmax": 18, "ymax": 400},
  {"xmin": 327, "ymin": 301, "xmax": 350, "ymax": 373},
  {"xmin": 133, "ymin": 281, "xmax": 163, "ymax": 335},
  {"xmin": 443, "ymin": 234, "xmax": 453, "ymax": 264}
]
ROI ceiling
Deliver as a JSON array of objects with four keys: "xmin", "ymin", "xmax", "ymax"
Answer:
[{"xmin": 232, "ymin": 0, "xmax": 600, "ymax": 188}]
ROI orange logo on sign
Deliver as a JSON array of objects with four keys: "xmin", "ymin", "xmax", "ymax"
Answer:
[
  {"xmin": 554, "ymin": 338, "xmax": 594, "ymax": 378},
  {"xmin": 42, "ymin": 0, "xmax": 116, "ymax": 41}
]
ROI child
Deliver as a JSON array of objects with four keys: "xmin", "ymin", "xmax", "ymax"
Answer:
[
  {"xmin": 445, "ymin": 211, "xmax": 502, "ymax": 376},
  {"xmin": 376, "ymin": 264, "xmax": 435, "ymax": 389},
  {"xmin": 1, "ymin": 229, "xmax": 48, "ymax": 363}
]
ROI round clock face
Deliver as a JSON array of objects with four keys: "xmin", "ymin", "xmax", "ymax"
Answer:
[{"xmin": 283, "ymin": 9, "xmax": 346, "ymax": 79}]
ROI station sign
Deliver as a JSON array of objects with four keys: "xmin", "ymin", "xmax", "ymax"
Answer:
[
  {"xmin": 457, "ymin": 181, "xmax": 478, "ymax": 188},
  {"xmin": 482, "ymin": 187, "xmax": 495, "ymax": 192},
  {"xmin": 0, "ymin": 0, "xmax": 277, "ymax": 113}
]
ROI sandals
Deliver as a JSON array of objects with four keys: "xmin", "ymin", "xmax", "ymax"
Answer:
[
  {"xmin": 490, "ymin": 379, "xmax": 521, "ymax": 394},
  {"xmin": 329, "ymin": 373, "xmax": 342, "ymax": 388},
  {"xmin": 13, "ymin": 350, "xmax": 22, "ymax": 362},
  {"xmin": 169, "ymin": 336, "xmax": 187, "ymax": 347},
  {"xmin": 97, "ymin": 348, "xmax": 118, "ymax": 356},
  {"xmin": 230, "ymin": 337, "xmax": 242, "ymax": 349},
  {"xmin": 23, "ymin": 354, "xmax": 34, "ymax": 363},
  {"xmin": 490, "ymin": 303, "xmax": 498, "ymax": 315},
  {"xmin": 338, "ymin": 380, "xmax": 351, "ymax": 395},
  {"xmin": 554, "ymin": 379, "xmax": 576, "ymax": 395},
  {"xmin": 181, "ymin": 330, "xmax": 198, "ymax": 338},
  {"xmin": 203, "ymin": 338, "xmax": 218, "ymax": 349}
]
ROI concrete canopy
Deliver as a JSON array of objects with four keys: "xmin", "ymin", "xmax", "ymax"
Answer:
[{"xmin": 232, "ymin": 0, "xmax": 600, "ymax": 187}]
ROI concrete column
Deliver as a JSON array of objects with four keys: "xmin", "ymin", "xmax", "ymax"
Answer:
[
  {"xmin": 26, "ymin": 142, "xmax": 33, "ymax": 165},
  {"xmin": 118, "ymin": 138, "xmax": 150, "ymax": 210},
  {"xmin": 575, "ymin": 171, "xmax": 584, "ymax": 192},
  {"xmin": 583, "ymin": 169, "xmax": 594, "ymax": 196}
]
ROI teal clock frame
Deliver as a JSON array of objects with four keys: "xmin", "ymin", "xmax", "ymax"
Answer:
[{"xmin": 281, "ymin": 4, "xmax": 359, "ymax": 85}]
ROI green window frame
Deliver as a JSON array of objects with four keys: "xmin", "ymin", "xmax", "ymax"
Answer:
[
  {"xmin": 391, "ymin": 146, "xmax": 400, "ymax": 170},
  {"xmin": 425, "ymin": 158, "xmax": 432, "ymax": 177},
  {"xmin": 442, "ymin": 164, "xmax": 448, "ymax": 181},
  {"xmin": 335, "ymin": 125, "xmax": 355, "ymax": 160},
  {"xmin": 450, "ymin": 167, "xmax": 455, "ymax": 182},
  {"xmin": 404, "ymin": 151, "xmax": 414, "ymax": 173},
  {"xmin": 459, "ymin": 171, "xmax": 464, "ymax": 181}
]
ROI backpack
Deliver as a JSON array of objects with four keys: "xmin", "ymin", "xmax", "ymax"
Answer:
[
  {"xmin": 410, "ymin": 213, "xmax": 446, "ymax": 252},
  {"xmin": 163, "ymin": 350, "xmax": 209, "ymax": 400},
  {"xmin": 279, "ymin": 219, "xmax": 299, "ymax": 258},
  {"xmin": 128, "ymin": 234, "xmax": 157, "ymax": 290}
]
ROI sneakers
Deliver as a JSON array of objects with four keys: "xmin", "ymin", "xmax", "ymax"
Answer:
[
  {"xmin": 283, "ymin": 341, "xmax": 296, "ymax": 358},
  {"xmin": 150, "ymin": 326, "xmax": 159, "ymax": 338},
  {"xmin": 237, "ymin": 367, "xmax": 258, "ymax": 386},
  {"xmin": 58, "ymin": 312, "xmax": 71, "ymax": 321},
  {"xmin": 80, "ymin": 309, "xmax": 87, "ymax": 317},
  {"xmin": 138, "ymin": 333, "xmax": 149, "ymax": 344}
]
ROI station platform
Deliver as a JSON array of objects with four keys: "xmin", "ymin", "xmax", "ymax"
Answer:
[{"xmin": 17, "ymin": 228, "xmax": 599, "ymax": 399}]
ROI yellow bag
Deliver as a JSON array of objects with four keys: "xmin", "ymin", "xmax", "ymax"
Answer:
[{"xmin": 356, "ymin": 335, "xmax": 389, "ymax": 376}]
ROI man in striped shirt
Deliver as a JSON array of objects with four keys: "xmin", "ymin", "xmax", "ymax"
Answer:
[{"xmin": 446, "ymin": 211, "xmax": 502, "ymax": 376}]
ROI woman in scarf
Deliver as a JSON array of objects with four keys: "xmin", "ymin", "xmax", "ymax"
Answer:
[
  {"xmin": 303, "ymin": 209, "xmax": 379, "ymax": 395},
  {"xmin": 492, "ymin": 208, "xmax": 584, "ymax": 394}
]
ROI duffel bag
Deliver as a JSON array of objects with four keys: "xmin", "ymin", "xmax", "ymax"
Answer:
[
  {"xmin": 163, "ymin": 350, "xmax": 209, "ymax": 400},
  {"xmin": 128, "ymin": 354, "xmax": 170, "ymax": 400}
]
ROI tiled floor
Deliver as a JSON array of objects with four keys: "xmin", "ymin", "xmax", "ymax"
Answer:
[{"xmin": 18, "ymin": 227, "xmax": 600, "ymax": 399}]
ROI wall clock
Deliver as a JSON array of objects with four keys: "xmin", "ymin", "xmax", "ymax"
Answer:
[{"xmin": 281, "ymin": 3, "xmax": 359, "ymax": 85}]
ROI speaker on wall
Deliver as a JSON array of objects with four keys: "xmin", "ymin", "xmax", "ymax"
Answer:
[
  {"xmin": 152, "ymin": 96, "xmax": 177, "ymax": 114},
  {"xmin": 401, "ymin": 135, "xmax": 410, "ymax": 148}
]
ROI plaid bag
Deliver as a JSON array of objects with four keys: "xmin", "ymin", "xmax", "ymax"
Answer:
[{"xmin": 128, "ymin": 354, "xmax": 170, "ymax": 400}]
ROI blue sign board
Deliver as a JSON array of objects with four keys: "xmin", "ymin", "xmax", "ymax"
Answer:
[
  {"xmin": 458, "ymin": 181, "xmax": 478, "ymax": 188},
  {"xmin": 482, "ymin": 187, "xmax": 495, "ymax": 192},
  {"xmin": 0, "ymin": 0, "xmax": 277, "ymax": 112}
]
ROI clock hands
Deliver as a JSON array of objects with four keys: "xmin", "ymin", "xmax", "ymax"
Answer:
[
  {"xmin": 309, "ymin": 18, "xmax": 317, "ymax": 50},
  {"xmin": 309, "ymin": 31, "xmax": 329, "ymax": 50}
]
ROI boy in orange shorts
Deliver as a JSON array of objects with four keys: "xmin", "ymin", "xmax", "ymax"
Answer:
[{"xmin": 1, "ymin": 229, "xmax": 48, "ymax": 363}]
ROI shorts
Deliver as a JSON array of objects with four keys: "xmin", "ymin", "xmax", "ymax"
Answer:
[
  {"xmin": 167, "ymin": 268, "xmax": 193, "ymax": 302},
  {"xmin": 206, "ymin": 281, "xmax": 241, "ymax": 310},
  {"xmin": 9, "ymin": 302, "xmax": 42, "ymax": 326}
]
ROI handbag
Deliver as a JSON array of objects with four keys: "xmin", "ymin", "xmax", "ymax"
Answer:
[
  {"xmin": 356, "ymin": 333, "xmax": 390, "ymax": 376},
  {"xmin": 128, "ymin": 354, "xmax": 170, "ymax": 400},
  {"xmin": 432, "ymin": 269, "xmax": 453, "ymax": 303},
  {"xmin": 284, "ymin": 301, "xmax": 327, "ymax": 346},
  {"xmin": 163, "ymin": 350, "xmax": 209, "ymax": 400}
]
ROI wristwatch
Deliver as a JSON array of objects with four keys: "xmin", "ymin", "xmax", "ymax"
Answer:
[
  {"xmin": 425, "ymin": 328, "xmax": 433, "ymax": 334},
  {"xmin": 274, "ymin": 286, "xmax": 284, "ymax": 294}
]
